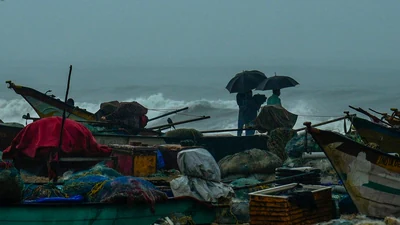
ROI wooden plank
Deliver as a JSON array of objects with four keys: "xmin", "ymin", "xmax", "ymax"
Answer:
[{"xmin": 58, "ymin": 157, "xmax": 116, "ymax": 162}]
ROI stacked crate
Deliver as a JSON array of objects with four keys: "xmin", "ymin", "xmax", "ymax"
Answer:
[
  {"xmin": 249, "ymin": 183, "xmax": 333, "ymax": 225},
  {"xmin": 107, "ymin": 144, "xmax": 158, "ymax": 177}
]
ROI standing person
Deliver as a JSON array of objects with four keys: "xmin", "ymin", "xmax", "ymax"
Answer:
[
  {"xmin": 236, "ymin": 90, "xmax": 252, "ymax": 136},
  {"xmin": 267, "ymin": 89, "xmax": 282, "ymax": 106},
  {"xmin": 243, "ymin": 94, "xmax": 267, "ymax": 136}
]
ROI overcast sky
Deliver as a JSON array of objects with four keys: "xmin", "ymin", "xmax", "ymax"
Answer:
[{"xmin": 1, "ymin": 0, "xmax": 399, "ymax": 67}]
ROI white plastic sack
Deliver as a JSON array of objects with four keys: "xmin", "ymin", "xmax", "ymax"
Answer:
[
  {"xmin": 171, "ymin": 148, "xmax": 234, "ymax": 202},
  {"xmin": 177, "ymin": 148, "xmax": 221, "ymax": 182},
  {"xmin": 170, "ymin": 176, "xmax": 233, "ymax": 202}
]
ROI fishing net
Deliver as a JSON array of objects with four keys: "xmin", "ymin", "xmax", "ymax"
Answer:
[
  {"xmin": 0, "ymin": 160, "xmax": 24, "ymax": 204},
  {"xmin": 62, "ymin": 175, "xmax": 110, "ymax": 201},
  {"xmin": 216, "ymin": 200, "xmax": 250, "ymax": 224},
  {"xmin": 94, "ymin": 176, "xmax": 168, "ymax": 212},
  {"xmin": 230, "ymin": 178, "xmax": 261, "ymax": 200},
  {"xmin": 164, "ymin": 128, "xmax": 203, "ymax": 140},
  {"xmin": 218, "ymin": 148, "xmax": 283, "ymax": 178},
  {"xmin": 266, "ymin": 128, "xmax": 298, "ymax": 161},
  {"xmin": 23, "ymin": 183, "xmax": 67, "ymax": 201},
  {"xmin": 63, "ymin": 163, "xmax": 122, "ymax": 181},
  {"xmin": 254, "ymin": 105, "xmax": 298, "ymax": 133},
  {"xmin": 285, "ymin": 133, "xmax": 323, "ymax": 158}
]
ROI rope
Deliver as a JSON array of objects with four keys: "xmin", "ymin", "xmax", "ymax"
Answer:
[{"xmin": 88, "ymin": 180, "xmax": 107, "ymax": 201}]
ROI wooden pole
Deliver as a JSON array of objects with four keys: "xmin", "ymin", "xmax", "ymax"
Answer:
[
  {"xmin": 148, "ymin": 116, "xmax": 210, "ymax": 130},
  {"xmin": 293, "ymin": 114, "xmax": 353, "ymax": 132},
  {"xmin": 148, "ymin": 107, "xmax": 189, "ymax": 122},
  {"xmin": 200, "ymin": 115, "xmax": 352, "ymax": 134},
  {"xmin": 200, "ymin": 127, "xmax": 256, "ymax": 134},
  {"xmin": 58, "ymin": 65, "xmax": 73, "ymax": 149},
  {"xmin": 232, "ymin": 171, "xmax": 319, "ymax": 190},
  {"xmin": 51, "ymin": 65, "xmax": 72, "ymax": 182}
]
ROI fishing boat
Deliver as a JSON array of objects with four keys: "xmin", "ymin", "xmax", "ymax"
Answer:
[
  {"xmin": 349, "ymin": 115, "xmax": 400, "ymax": 154},
  {"xmin": 304, "ymin": 122, "xmax": 400, "ymax": 218},
  {"xmin": 0, "ymin": 196, "xmax": 225, "ymax": 225},
  {"xmin": 6, "ymin": 80, "xmax": 97, "ymax": 122},
  {"xmin": 2, "ymin": 80, "xmax": 270, "ymax": 162}
]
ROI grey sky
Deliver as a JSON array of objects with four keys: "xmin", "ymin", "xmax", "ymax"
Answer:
[{"xmin": 1, "ymin": 0, "xmax": 399, "ymax": 67}]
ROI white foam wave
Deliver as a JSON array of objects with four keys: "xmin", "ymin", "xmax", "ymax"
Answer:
[{"xmin": 0, "ymin": 93, "xmax": 346, "ymax": 134}]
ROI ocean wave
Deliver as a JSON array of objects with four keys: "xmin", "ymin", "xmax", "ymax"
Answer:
[{"xmin": 0, "ymin": 93, "xmax": 346, "ymax": 134}]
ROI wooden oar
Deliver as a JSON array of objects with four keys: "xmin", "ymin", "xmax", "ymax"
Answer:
[
  {"xmin": 231, "ymin": 171, "xmax": 321, "ymax": 190},
  {"xmin": 148, "ymin": 116, "xmax": 211, "ymax": 130},
  {"xmin": 148, "ymin": 107, "xmax": 189, "ymax": 122},
  {"xmin": 294, "ymin": 114, "xmax": 353, "ymax": 132},
  {"xmin": 368, "ymin": 108, "xmax": 387, "ymax": 116},
  {"xmin": 349, "ymin": 105, "xmax": 392, "ymax": 127},
  {"xmin": 200, "ymin": 127, "xmax": 256, "ymax": 134},
  {"xmin": 200, "ymin": 114, "xmax": 353, "ymax": 134}
]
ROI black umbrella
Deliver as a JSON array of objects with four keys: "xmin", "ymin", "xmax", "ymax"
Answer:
[
  {"xmin": 256, "ymin": 73, "xmax": 299, "ymax": 90},
  {"xmin": 226, "ymin": 70, "xmax": 267, "ymax": 93}
]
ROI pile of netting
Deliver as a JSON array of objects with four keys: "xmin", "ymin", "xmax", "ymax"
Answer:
[
  {"xmin": 267, "ymin": 128, "xmax": 298, "ymax": 161},
  {"xmin": 285, "ymin": 133, "xmax": 323, "ymax": 159},
  {"xmin": 218, "ymin": 148, "xmax": 283, "ymax": 181},
  {"xmin": 62, "ymin": 163, "xmax": 168, "ymax": 211},
  {"xmin": 63, "ymin": 175, "xmax": 110, "ymax": 201},
  {"xmin": 164, "ymin": 128, "xmax": 203, "ymax": 140},
  {"xmin": 0, "ymin": 160, "xmax": 24, "ymax": 204},
  {"xmin": 62, "ymin": 163, "xmax": 123, "ymax": 181},
  {"xmin": 23, "ymin": 183, "xmax": 67, "ymax": 201},
  {"xmin": 94, "ymin": 176, "xmax": 168, "ymax": 212}
]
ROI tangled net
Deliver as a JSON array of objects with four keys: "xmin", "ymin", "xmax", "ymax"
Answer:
[
  {"xmin": 0, "ymin": 160, "xmax": 24, "ymax": 204},
  {"xmin": 94, "ymin": 176, "xmax": 168, "ymax": 212},
  {"xmin": 165, "ymin": 128, "xmax": 203, "ymax": 140},
  {"xmin": 64, "ymin": 163, "xmax": 122, "ymax": 181},
  {"xmin": 63, "ymin": 175, "xmax": 110, "ymax": 201},
  {"xmin": 267, "ymin": 128, "xmax": 297, "ymax": 161},
  {"xmin": 23, "ymin": 183, "xmax": 67, "ymax": 200}
]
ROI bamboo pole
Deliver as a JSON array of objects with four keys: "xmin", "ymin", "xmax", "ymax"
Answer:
[
  {"xmin": 148, "ymin": 107, "xmax": 189, "ymax": 122},
  {"xmin": 293, "ymin": 114, "xmax": 353, "ymax": 132},
  {"xmin": 148, "ymin": 116, "xmax": 211, "ymax": 130}
]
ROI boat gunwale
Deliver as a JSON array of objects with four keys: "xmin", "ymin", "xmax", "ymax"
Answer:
[
  {"xmin": 308, "ymin": 127, "xmax": 400, "ymax": 161},
  {"xmin": 1, "ymin": 196, "xmax": 226, "ymax": 208}
]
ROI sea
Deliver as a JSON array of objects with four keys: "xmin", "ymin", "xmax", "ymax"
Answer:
[{"xmin": 1, "ymin": 61, "xmax": 399, "ymax": 135}]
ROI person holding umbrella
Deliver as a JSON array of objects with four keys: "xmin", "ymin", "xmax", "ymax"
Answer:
[
  {"xmin": 226, "ymin": 70, "xmax": 267, "ymax": 136},
  {"xmin": 236, "ymin": 90, "xmax": 253, "ymax": 136},
  {"xmin": 267, "ymin": 89, "xmax": 282, "ymax": 106},
  {"xmin": 257, "ymin": 73, "xmax": 299, "ymax": 106}
]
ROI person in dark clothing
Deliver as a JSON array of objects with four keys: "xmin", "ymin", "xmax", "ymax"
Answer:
[
  {"xmin": 242, "ymin": 94, "xmax": 267, "ymax": 136},
  {"xmin": 236, "ymin": 90, "xmax": 253, "ymax": 136}
]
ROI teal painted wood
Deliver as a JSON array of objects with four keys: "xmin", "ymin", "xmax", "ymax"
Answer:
[{"xmin": 0, "ymin": 198, "xmax": 221, "ymax": 225}]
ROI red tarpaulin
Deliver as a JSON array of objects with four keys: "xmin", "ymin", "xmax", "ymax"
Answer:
[{"xmin": 2, "ymin": 117, "xmax": 112, "ymax": 160}]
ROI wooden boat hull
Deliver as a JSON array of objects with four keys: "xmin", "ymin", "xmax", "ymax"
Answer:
[
  {"xmin": 308, "ymin": 127, "xmax": 400, "ymax": 218},
  {"xmin": 95, "ymin": 134, "xmax": 268, "ymax": 162},
  {"xmin": 0, "ymin": 197, "xmax": 222, "ymax": 225},
  {"xmin": 351, "ymin": 116, "xmax": 400, "ymax": 154},
  {"xmin": 0, "ymin": 125, "xmax": 268, "ymax": 163},
  {"xmin": 6, "ymin": 81, "xmax": 96, "ymax": 121}
]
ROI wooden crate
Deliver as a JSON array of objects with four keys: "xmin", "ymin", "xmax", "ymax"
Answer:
[
  {"xmin": 107, "ymin": 145, "xmax": 158, "ymax": 177},
  {"xmin": 248, "ymin": 183, "xmax": 333, "ymax": 225}
]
